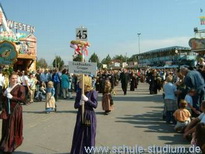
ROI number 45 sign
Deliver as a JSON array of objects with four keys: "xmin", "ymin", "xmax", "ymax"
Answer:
[{"xmin": 76, "ymin": 27, "xmax": 87, "ymax": 41}]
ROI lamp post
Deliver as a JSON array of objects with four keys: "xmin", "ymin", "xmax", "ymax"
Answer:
[{"xmin": 137, "ymin": 33, "xmax": 141, "ymax": 54}]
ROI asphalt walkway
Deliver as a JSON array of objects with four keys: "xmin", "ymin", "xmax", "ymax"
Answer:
[{"xmin": 0, "ymin": 82, "xmax": 194, "ymax": 154}]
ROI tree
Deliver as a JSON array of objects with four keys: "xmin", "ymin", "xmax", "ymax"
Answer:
[
  {"xmin": 73, "ymin": 54, "xmax": 83, "ymax": 62},
  {"xmin": 37, "ymin": 58, "xmax": 48, "ymax": 69},
  {"xmin": 89, "ymin": 53, "xmax": 99, "ymax": 63},
  {"xmin": 101, "ymin": 54, "xmax": 112, "ymax": 69},
  {"xmin": 89, "ymin": 53, "xmax": 101, "ymax": 68},
  {"xmin": 112, "ymin": 55, "xmax": 127, "ymax": 63},
  {"xmin": 128, "ymin": 55, "xmax": 138, "ymax": 62},
  {"xmin": 52, "ymin": 56, "xmax": 64, "ymax": 70},
  {"xmin": 101, "ymin": 54, "xmax": 112, "ymax": 65}
]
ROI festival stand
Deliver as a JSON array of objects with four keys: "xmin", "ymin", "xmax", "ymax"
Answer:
[{"xmin": 0, "ymin": 3, "xmax": 37, "ymax": 72}]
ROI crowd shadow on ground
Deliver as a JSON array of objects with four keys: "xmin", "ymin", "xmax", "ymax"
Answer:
[
  {"xmin": 115, "ymin": 107, "xmax": 190, "ymax": 145},
  {"xmin": 14, "ymin": 152, "xmax": 32, "ymax": 154},
  {"xmin": 97, "ymin": 93, "xmax": 163, "ymax": 103},
  {"xmin": 23, "ymin": 110, "xmax": 77, "ymax": 114}
]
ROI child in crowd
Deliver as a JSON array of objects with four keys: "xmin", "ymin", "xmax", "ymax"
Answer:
[
  {"xmin": 45, "ymin": 81, "xmax": 56, "ymax": 113},
  {"xmin": 102, "ymin": 79, "xmax": 114, "ymax": 115},
  {"xmin": 183, "ymin": 101, "xmax": 205, "ymax": 140},
  {"xmin": 185, "ymin": 89, "xmax": 201, "ymax": 117},
  {"xmin": 35, "ymin": 82, "xmax": 46, "ymax": 101},
  {"xmin": 173, "ymin": 99, "xmax": 191, "ymax": 132}
]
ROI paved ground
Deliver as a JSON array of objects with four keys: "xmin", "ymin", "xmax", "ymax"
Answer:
[{"xmin": 0, "ymin": 82, "xmax": 193, "ymax": 154}]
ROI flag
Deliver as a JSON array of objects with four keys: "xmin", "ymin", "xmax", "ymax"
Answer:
[{"xmin": 200, "ymin": 16, "xmax": 205, "ymax": 25}]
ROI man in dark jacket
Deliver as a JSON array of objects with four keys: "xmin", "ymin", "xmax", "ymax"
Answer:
[
  {"xmin": 180, "ymin": 67, "xmax": 205, "ymax": 117},
  {"xmin": 120, "ymin": 69, "xmax": 130, "ymax": 95}
]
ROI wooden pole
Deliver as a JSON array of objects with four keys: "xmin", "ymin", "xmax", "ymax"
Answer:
[
  {"xmin": 81, "ymin": 73, "xmax": 85, "ymax": 124},
  {"xmin": 81, "ymin": 47, "xmax": 85, "ymax": 124}
]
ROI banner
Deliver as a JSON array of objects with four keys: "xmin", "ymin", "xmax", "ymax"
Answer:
[{"xmin": 68, "ymin": 61, "xmax": 97, "ymax": 76}]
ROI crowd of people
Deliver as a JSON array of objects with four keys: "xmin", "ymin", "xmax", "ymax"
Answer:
[
  {"xmin": 0, "ymin": 68, "xmax": 78, "ymax": 153},
  {"xmin": 2, "ymin": 62, "xmax": 205, "ymax": 153},
  {"xmin": 146, "ymin": 59, "xmax": 205, "ymax": 153},
  {"xmin": 0, "ymin": 67, "xmax": 145, "ymax": 153}
]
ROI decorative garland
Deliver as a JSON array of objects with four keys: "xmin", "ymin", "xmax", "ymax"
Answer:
[{"xmin": 70, "ymin": 40, "xmax": 90, "ymax": 56}]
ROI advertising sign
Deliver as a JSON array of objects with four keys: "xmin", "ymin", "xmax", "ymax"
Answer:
[
  {"xmin": 68, "ymin": 61, "xmax": 97, "ymax": 76},
  {"xmin": 0, "ymin": 41, "xmax": 17, "ymax": 65}
]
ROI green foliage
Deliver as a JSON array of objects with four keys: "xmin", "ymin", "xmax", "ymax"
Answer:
[
  {"xmin": 38, "ymin": 52, "xmax": 136, "ymax": 70},
  {"xmin": 112, "ymin": 55, "xmax": 127, "ymax": 63},
  {"xmin": 53, "ymin": 56, "xmax": 64, "ymax": 70},
  {"xmin": 73, "ymin": 55, "xmax": 83, "ymax": 62},
  {"xmin": 89, "ymin": 53, "xmax": 101, "ymax": 68},
  {"xmin": 101, "ymin": 54, "xmax": 112, "ymax": 65},
  {"xmin": 89, "ymin": 53, "xmax": 99, "ymax": 63},
  {"xmin": 37, "ymin": 58, "xmax": 48, "ymax": 69},
  {"xmin": 128, "ymin": 55, "xmax": 138, "ymax": 62}
]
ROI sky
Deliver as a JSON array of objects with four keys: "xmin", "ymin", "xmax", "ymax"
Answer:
[{"xmin": 0, "ymin": 0, "xmax": 204, "ymax": 64}]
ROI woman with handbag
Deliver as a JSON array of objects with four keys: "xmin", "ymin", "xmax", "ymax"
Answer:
[
  {"xmin": 70, "ymin": 75, "xmax": 98, "ymax": 154},
  {"xmin": 0, "ymin": 73, "xmax": 26, "ymax": 153},
  {"xmin": 102, "ymin": 79, "xmax": 114, "ymax": 115}
]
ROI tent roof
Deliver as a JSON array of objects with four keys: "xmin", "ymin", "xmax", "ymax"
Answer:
[{"xmin": 138, "ymin": 46, "xmax": 191, "ymax": 55}]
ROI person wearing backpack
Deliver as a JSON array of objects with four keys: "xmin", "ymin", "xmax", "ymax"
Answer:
[{"xmin": 52, "ymin": 69, "xmax": 61, "ymax": 102}]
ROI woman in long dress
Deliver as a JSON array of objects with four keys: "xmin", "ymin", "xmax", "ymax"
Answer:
[
  {"xmin": 102, "ymin": 79, "xmax": 114, "ymax": 115},
  {"xmin": 130, "ymin": 72, "xmax": 137, "ymax": 91},
  {"xmin": 0, "ymin": 73, "xmax": 26, "ymax": 153},
  {"xmin": 70, "ymin": 75, "xmax": 98, "ymax": 154}
]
